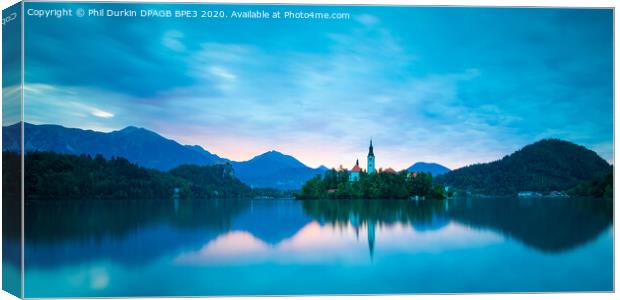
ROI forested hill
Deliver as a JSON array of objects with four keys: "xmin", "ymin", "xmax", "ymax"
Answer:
[
  {"xmin": 19, "ymin": 151, "xmax": 251, "ymax": 201},
  {"xmin": 434, "ymin": 139, "xmax": 612, "ymax": 196}
]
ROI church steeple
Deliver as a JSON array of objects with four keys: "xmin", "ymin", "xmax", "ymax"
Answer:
[{"xmin": 367, "ymin": 139, "xmax": 375, "ymax": 174}]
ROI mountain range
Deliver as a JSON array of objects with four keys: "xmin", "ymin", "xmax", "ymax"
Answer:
[
  {"xmin": 4, "ymin": 123, "xmax": 226, "ymax": 170},
  {"xmin": 3, "ymin": 123, "xmax": 327, "ymax": 190},
  {"xmin": 8, "ymin": 123, "xmax": 603, "ymax": 194}
]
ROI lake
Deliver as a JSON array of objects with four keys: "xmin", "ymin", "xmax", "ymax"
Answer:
[{"xmin": 16, "ymin": 197, "xmax": 613, "ymax": 297}]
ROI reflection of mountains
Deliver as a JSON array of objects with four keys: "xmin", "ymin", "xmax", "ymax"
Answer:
[
  {"xmin": 25, "ymin": 196, "xmax": 613, "ymax": 269},
  {"xmin": 447, "ymin": 197, "xmax": 613, "ymax": 252},
  {"xmin": 25, "ymin": 199, "xmax": 311, "ymax": 269},
  {"xmin": 300, "ymin": 197, "xmax": 612, "ymax": 253},
  {"xmin": 232, "ymin": 200, "xmax": 311, "ymax": 244}
]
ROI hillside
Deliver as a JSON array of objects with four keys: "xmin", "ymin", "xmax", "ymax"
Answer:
[
  {"xmin": 21, "ymin": 151, "xmax": 251, "ymax": 200},
  {"xmin": 434, "ymin": 139, "xmax": 611, "ymax": 196},
  {"xmin": 169, "ymin": 164, "xmax": 250, "ymax": 198}
]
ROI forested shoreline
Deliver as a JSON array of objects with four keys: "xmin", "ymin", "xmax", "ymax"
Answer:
[{"xmin": 10, "ymin": 151, "xmax": 252, "ymax": 201}]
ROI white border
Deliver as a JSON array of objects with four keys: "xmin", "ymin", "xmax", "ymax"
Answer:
[{"xmin": 0, "ymin": 1, "xmax": 617, "ymax": 300}]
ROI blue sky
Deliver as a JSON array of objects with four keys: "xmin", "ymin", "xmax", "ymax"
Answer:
[{"xmin": 19, "ymin": 3, "xmax": 613, "ymax": 169}]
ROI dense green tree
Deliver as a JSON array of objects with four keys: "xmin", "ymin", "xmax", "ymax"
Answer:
[
  {"xmin": 296, "ymin": 169, "xmax": 445, "ymax": 200},
  {"xmin": 21, "ymin": 151, "xmax": 254, "ymax": 201},
  {"xmin": 169, "ymin": 164, "xmax": 250, "ymax": 199},
  {"xmin": 568, "ymin": 171, "xmax": 613, "ymax": 200}
]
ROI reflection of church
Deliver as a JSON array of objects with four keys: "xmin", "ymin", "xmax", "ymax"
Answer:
[
  {"xmin": 367, "ymin": 220, "xmax": 375, "ymax": 259},
  {"xmin": 350, "ymin": 212, "xmax": 376, "ymax": 260}
]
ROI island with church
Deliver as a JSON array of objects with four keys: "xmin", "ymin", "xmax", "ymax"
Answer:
[{"xmin": 295, "ymin": 140, "xmax": 448, "ymax": 200}]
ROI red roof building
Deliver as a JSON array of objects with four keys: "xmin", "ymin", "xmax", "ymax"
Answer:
[
  {"xmin": 351, "ymin": 159, "xmax": 362, "ymax": 172},
  {"xmin": 349, "ymin": 159, "xmax": 362, "ymax": 182}
]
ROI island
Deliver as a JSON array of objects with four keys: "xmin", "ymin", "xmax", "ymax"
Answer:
[{"xmin": 295, "ymin": 141, "xmax": 447, "ymax": 200}]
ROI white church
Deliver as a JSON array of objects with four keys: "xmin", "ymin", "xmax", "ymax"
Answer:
[{"xmin": 348, "ymin": 140, "xmax": 397, "ymax": 182}]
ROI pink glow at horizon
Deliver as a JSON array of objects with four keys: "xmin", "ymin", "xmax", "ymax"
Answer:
[
  {"xmin": 173, "ymin": 221, "xmax": 504, "ymax": 265},
  {"xmin": 159, "ymin": 126, "xmax": 469, "ymax": 170}
]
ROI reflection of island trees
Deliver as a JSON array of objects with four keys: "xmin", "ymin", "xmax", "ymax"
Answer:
[
  {"xmin": 301, "ymin": 199, "xmax": 448, "ymax": 229},
  {"xmin": 301, "ymin": 199, "xmax": 449, "ymax": 258},
  {"xmin": 448, "ymin": 197, "xmax": 613, "ymax": 252}
]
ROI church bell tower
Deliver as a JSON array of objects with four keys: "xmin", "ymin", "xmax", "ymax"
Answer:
[{"xmin": 367, "ymin": 139, "xmax": 375, "ymax": 174}]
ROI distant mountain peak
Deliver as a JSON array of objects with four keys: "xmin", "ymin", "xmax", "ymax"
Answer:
[
  {"xmin": 231, "ymin": 149, "xmax": 320, "ymax": 189},
  {"xmin": 262, "ymin": 150, "xmax": 284, "ymax": 156},
  {"xmin": 117, "ymin": 125, "xmax": 150, "ymax": 133},
  {"xmin": 407, "ymin": 162, "xmax": 451, "ymax": 176},
  {"xmin": 251, "ymin": 150, "xmax": 295, "ymax": 161}
]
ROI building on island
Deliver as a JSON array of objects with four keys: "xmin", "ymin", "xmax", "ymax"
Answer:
[
  {"xmin": 367, "ymin": 139, "xmax": 375, "ymax": 174},
  {"xmin": 349, "ymin": 159, "xmax": 362, "ymax": 182},
  {"xmin": 348, "ymin": 139, "xmax": 403, "ymax": 181}
]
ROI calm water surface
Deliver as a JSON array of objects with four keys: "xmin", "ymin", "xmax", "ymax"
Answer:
[{"xmin": 19, "ymin": 197, "xmax": 613, "ymax": 297}]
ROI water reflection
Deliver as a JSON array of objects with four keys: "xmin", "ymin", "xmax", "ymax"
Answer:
[
  {"xmin": 23, "ymin": 197, "xmax": 613, "ymax": 296},
  {"xmin": 448, "ymin": 197, "xmax": 612, "ymax": 252},
  {"xmin": 25, "ymin": 197, "xmax": 612, "ymax": 270},
  {"xmin": 25, "ymin": 199, "xmax": 248, "ymax": 268},
  {"xmin": 301, "ymin": 199, "xmax": 450, "ymax": 259}
]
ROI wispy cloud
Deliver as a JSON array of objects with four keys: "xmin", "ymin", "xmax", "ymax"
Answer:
[
  {"xmin": 2, "ymin": 85, "xmax": 22, "ymax": 126},
  {"xmin": 162, "ymin": 30, "xmax": 186, "ymax": 52},
  {"xmin": 209, "ymin": 66, "xmax": 237, "ymax": 81},
  {"xmin": 91, "ymin": 109, "xmax": 114, "ymax": 119}
]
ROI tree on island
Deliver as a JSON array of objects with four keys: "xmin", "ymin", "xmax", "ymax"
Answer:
[{"xmin": 295, "ymin": 169, "xmax": 446, "ymax": 200}]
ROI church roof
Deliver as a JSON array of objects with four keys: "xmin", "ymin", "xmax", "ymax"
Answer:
[{"xmin": 351, "ymin": 159, "xmax": 362, "ymax": 172}]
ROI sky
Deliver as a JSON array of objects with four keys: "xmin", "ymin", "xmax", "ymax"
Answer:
[{"xmin": 16, "ymin": 3, "xmax": 613, "ymax": 170}]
